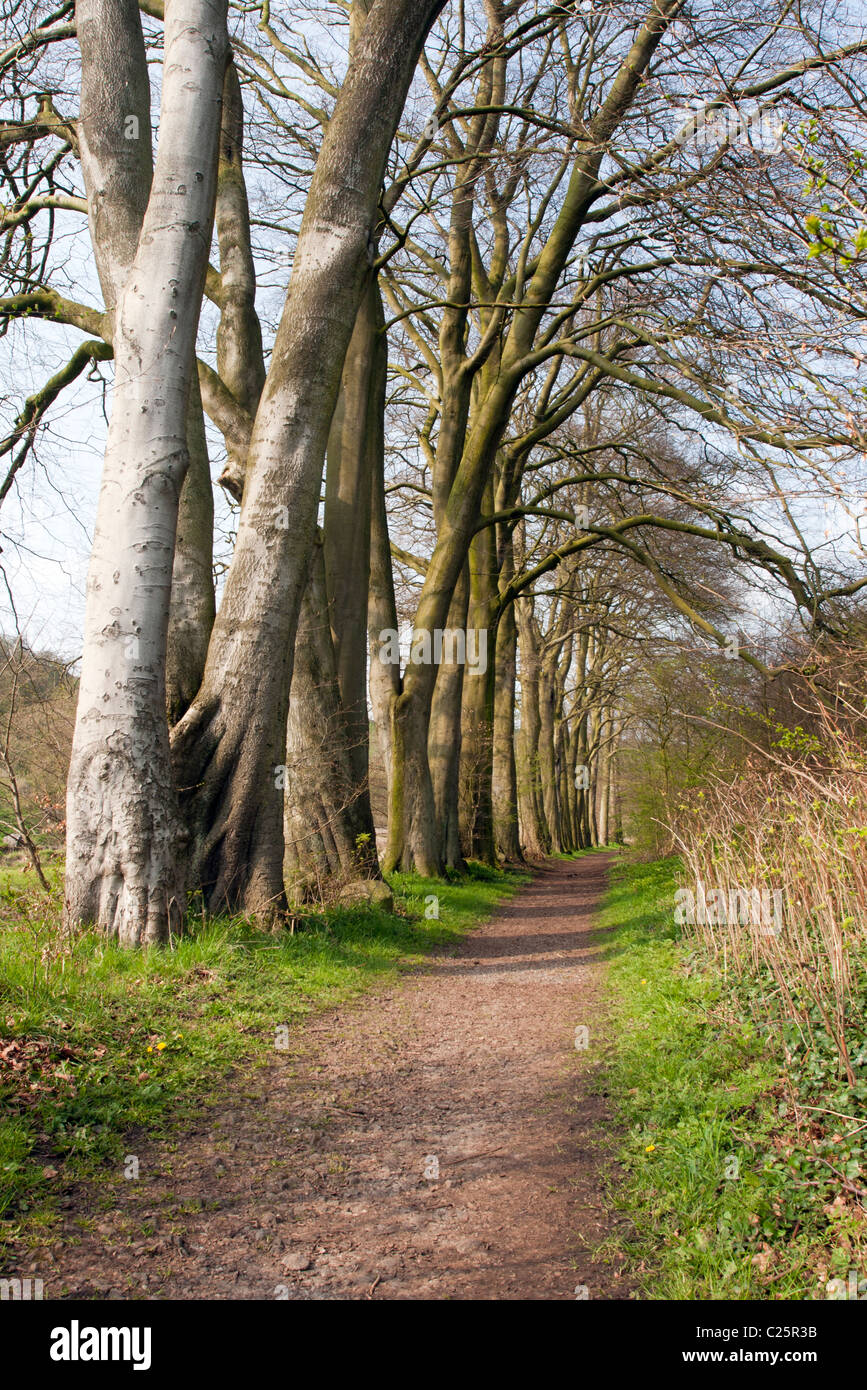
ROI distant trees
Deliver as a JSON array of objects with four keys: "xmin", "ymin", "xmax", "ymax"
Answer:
[{"xmin": 0, "ymin": 638, "xmax": 74, "ymax": 883}]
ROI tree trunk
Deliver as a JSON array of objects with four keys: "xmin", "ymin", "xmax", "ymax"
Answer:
[
  {"xmin": 283, "ymin": 275, "xmax": 384, "ymax": 898},
  {"xmin": 562, "ymin": 719, "xmax": 578, "ymax": 854},
  {"xmin": 65, "ymin": 0, "xmax": 229, "ymax": 943},
  {"xmin": 284, "ymin": 537, "xmax": 380, "ymax": 898},
  {"xmin": 597, "ymin": 709, "xmax": 611, "ymax": 846},
  {"xmin": 172, "ymin": 0, "xmax": 447, "ymax": 916},
  {"xmin": 166, "ymin": 375, "xmax": 215, "ymax": 725},
  {"xmin": 377, "ymin": 8, "xmax": 676, "ymax": 875},
  {"xmin": 539, "ymin": 656, "xmax": 562, "ymax": 855},
  {"xmin": 587, "ymin": 708, "xmax": 600, "ymax": 847},
  {"xmin": 76, "ymin": 0, "xmax": 153, "ymax": 312},
  {"xmin": 367, "ymin": 288, "xmax": 401, "ymax": 862},
  {"xmin": 492, "ymin": 596, "xmax": 521, "ymax": 861},
  {"xmin": 458, "ymin": 475, "xmax": 497, "ymax": 863},
  {"xmin": 214, "ymin": 59, "xmax": 266, "ymax": 497},
  {"xmin": 515, "ymin": 601, "xmax": 549, "ymax": 857},
  {"xmin": 77, "ymin": 0, "xmax": 216, "ymax": 732},
  {"xmin": 459, "ymin": 645, "xmax": 497, "ymax": 863},
  {"xmin": 323, "ymin": 276, "xmax": 380, "ymax": 846},
  {"xmin": 385, "ymin": 686, "xmax": 441, "ymax": 877},
  {"xmin": 609, "ymin": 718, "xmax": 623, "ymax": 844},
  {"xmin": 574, "ymin": 713, "xmax": 591, "ymax": 848},
  {"xmin": 428, "ymin": 566, "xmax": 469, "ymax": 871}
]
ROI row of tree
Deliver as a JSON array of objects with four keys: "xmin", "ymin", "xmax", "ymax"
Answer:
[{"xmin": 1, "ymin": 0, "xmax": 865, "ymax": 942}]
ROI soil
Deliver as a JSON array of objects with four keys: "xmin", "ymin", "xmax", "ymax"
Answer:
[{"xmin": 42, "ymin": 853, "xmax": 635, "ymax": 1300}]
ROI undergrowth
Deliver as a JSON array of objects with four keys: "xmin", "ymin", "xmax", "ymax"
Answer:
[{"xmin": 597, "ymin": 857, "xmax": 867, "ymax": 1300}]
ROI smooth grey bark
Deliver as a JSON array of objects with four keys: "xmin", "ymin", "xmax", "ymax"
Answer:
[
  {"xmin": 609, "ymin": 716, "xmax": 623, "ymax": 843},
  {"xmin": 284, "ymin": 536, "xmax": 379, "ymax": 898},
  {"xmin": 571, "ymin": 630, "xmax": 591, "ymax": 849},
  {"xmin": 323, "ymin": 276, "xmax": 379, "ymax": 837},
  {"xmin": 77, "ymin": 0, "xmax": 216, "ymax": 728},
  {"xmin": 515, "ymin": 600, "xmax": 549, "ymax": 857},
  {"xmin": 575, "ymin": 711, "xmax": 592, "ymax": 848},
  {"xmin": 556, "ymin": 711, "xmax": 572, "ymax": 850},
  {"xmin": 367, "ymin": 292, "xmax": 402, "ymax": 866},
  {"xmin": 65, "ymin": 0, "xmax": 229, "ymax": 943},
  {"xmin": 428, "ymin": 565, "xmax": 469, "ymax": 871},
  {"xmin": 285, "ymin": 10, "xmax": 384, "ymax": 892},
  {"xmin": 166, "ymin": 374, "xmax": 216, "ymax": 726},
  {"xmin": 490, "ymin": 492, "xmax": 522, "ymax": 861},
  {"xmin": 76, "ymin": 0, "xmax": 153, "ymax": 310},
  {"xmin": 538, "ymin": 651, "xmax": 562, "ymax": 855},
  {"xmin": 492, "ymin": 592, "xmax": 521, "ymax": 861},
  {"xmin": 459, "ymin": 640, "xmax": 496, "ymax": 863},
  {"xmin": 562, "ymin": 717, "xmax": 578, "ymax": 851},
  {"xmin": 384, "ymin": 688, "xmax": 441, "ymax": 877},
  {"xmin": 214, "ymin": 59, "xmax": 265, "ymax": 499},
  {"xmin": 458, "ymin": 474, "xmax": 498, "ymax": 863},
  {"xmin": 586, "ymin": 705, "xmax": 600, "ymax": 846},
  {"xmin": 172, "ymin": 0, "xmax": 448, "ymax": 916},
  {"xmin": 596, "ymin": 708, "xmax": 611, "ymax": 845},
  {"xmin": 286, "ymin": 278, "xmax": 383, "ymax": 893}
]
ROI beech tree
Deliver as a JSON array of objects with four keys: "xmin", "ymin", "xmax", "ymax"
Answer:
[
  {"xmin": 2, "ymin": 0, "xmax": 447, "ymax": 938},
  {"xmin": 2, "ymin": 0, "xmax": 866, "ymax": 945},
  {"xmin": 65, "ymin": 0, "xmax": 230, "ymax": 944},
  {"xmin": 372, "ymin": 0, "xmax": 867, "ymax": 874}
]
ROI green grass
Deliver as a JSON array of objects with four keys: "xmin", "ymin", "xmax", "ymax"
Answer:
[
  {"xmin": 0, "ymin": 859, "xmax": 63, "ymax": 893},
  {"xmin": 0, "ymin": 862, "xmax": 522, "ymax": 1255},
  {"xmin": 555, "ymin": 845, "xmax": 623, "ymax": 859},
  {"xmin": 595, "ymin": 858, "xmax": 867, "ymax": 1300}
]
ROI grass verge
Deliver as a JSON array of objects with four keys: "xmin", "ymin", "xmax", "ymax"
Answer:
[
  {"xmin": 0, "ymin": 862, "xmax": 522, "ymax": 1258},
  {"xmin": 596, "ymin": 857, "xmax": 867, "ymax": 1300}
]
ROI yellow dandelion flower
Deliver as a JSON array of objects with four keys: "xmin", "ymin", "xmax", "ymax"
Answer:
[
  {"xmin": 156, "ymin": 1042, "xmax": 167, "ymax": 1051},
  {"xmin": 645, "ymin": 1143, "xmax": 656, "ymax": 1154}
]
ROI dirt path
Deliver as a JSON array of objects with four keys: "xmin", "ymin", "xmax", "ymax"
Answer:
[{"xmin": 49, "ymin": 854, "xmax": 633, "ymax": 1301}]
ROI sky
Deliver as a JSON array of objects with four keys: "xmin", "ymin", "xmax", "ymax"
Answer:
[{"xmin": 2, "ymin": 0, "xmax": 866, "ymax": 665}]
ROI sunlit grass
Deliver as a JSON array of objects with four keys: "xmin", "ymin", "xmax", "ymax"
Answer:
[
  {"xmin": 0, "ymin": 862, "xmax": 522, "ymax": 1252},
  {"xmin": 597, "ymin": 857, "xmax": 867, "ymax": 1300}
]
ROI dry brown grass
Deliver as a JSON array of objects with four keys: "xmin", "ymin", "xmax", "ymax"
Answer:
[{"xmin": 666, "ymin": 666, "xmax": 867, "ymax": 1082}]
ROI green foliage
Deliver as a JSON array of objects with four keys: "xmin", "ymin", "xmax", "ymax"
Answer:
[
  {"xmin": 598, "ymin": 858, "xmax": 867, "ymax": 1299},
  {"xmin": 798, "ymin": 127, "xmax": 867, "ymax": 265}
]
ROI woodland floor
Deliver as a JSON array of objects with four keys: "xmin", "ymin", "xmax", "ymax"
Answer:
[{"xmin": 43, "ymin": 854, "xmax": 635, "ymax": 1301}]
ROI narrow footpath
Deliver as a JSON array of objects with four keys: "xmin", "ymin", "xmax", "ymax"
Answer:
[{"xmin": 51, "ymin": 854, "xmax": 634, "ymax": 1300}]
